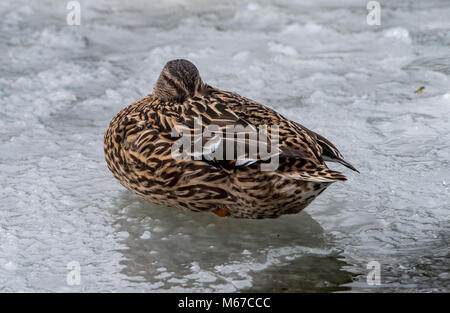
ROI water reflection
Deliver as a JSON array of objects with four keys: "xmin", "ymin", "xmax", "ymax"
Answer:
[{"xmin": 111, "ymin": 191, "xmax": 354, "ymax": 292}]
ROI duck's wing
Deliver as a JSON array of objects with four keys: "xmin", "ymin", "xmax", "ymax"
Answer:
[
  {"xmin": 178, "ymin": 96, "xmax": 272, "ymax": 169},
  {"xmin": 175, "ymin": 93, "xmax": 348, "ymax": 182},
  {"xmin": 296, "ymin": 123, "xmax": 359, "ymax": 173}
]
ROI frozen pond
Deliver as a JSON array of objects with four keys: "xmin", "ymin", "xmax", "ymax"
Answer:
[{"xmin": 0, "ymin": 0, "xmax": 449, "ymax": 292}]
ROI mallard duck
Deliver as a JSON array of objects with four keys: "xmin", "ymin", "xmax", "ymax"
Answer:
[{"xmin": 104, "ymin": 59, "xmax": 358, "ymax": 219}]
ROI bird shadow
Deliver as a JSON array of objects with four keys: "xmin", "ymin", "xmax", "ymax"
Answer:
[{"xmin": 109, "ymin": 190, "xmax": 355, "ymax": 292}]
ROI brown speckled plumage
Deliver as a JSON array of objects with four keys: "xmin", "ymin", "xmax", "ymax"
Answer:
[{"xmin": 104, "ymin": 59, "xmax": 358, "ymax": 219}]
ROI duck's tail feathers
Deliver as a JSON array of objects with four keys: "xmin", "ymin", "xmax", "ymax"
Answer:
[{"xmin": 283, "ymin": 167, "xmax": 347, "ymax": 183}]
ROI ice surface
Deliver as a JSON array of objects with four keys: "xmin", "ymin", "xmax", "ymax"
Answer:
[{"xmin": 0, "ymin": 0, "xmax": 449, "ymax": 292}]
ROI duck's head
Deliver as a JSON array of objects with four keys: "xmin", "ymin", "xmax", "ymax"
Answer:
[{"xmin": 153, "ymin": 59, "xmax": 205, "ymax": 102}]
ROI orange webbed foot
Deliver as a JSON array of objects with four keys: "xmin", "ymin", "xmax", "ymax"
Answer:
[{"xmin": 212, "ymin": 208, "xmax": 229, "ymax": 217}]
